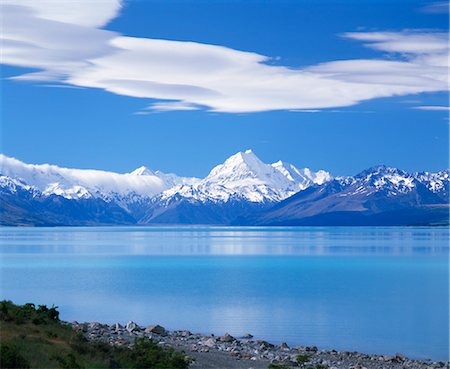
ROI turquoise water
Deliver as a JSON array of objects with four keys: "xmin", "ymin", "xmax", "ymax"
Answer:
[{"xmin": 0, "ymin": 227, "xmax": 448, "ymax": 360}]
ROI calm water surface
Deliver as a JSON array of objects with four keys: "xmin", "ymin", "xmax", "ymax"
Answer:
[{"xmin": 0, "ymin": 227, "xmax": 448, "ymax": 360}]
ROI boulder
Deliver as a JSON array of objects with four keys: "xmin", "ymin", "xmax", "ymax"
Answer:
[
  {"xmin": 112, "ymin": 323, "xmax": 122, "ymax": 332},
  {"xmin": 258, "ymin": 340, "xmax": 274, "ymax": 350},
  {"xmin": 219, "ymin": 333, "xmax": 235, "ymax": 342},
  {"xmin": 305, "ymin": 345, "xmax": 318, "ymax": 352},
  {"xmin": 88, "ymin": 322, "xmax": 102, "ymax": 330},
  {"xmin": 204, "ymin": 338, "xmax": 216, "ymax": 348},
  {"xmin": 280, "ymin": 342, "xmax": 290, "ymax": 350},
  {"xmin": 126, "ymin": 321, "xmax": 138, "ymax": 333},
  {"xmin": 145, "ymin": 324, "xmax": 166, "ymax": 335},
  {"xmin": 393, "ymin": 354, "xmax": 406, "ymax": 363}
]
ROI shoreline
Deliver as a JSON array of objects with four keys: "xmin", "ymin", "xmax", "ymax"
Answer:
[{"xmin": 69, "ymin": 320, "xmax": 449, "ymax": 369}]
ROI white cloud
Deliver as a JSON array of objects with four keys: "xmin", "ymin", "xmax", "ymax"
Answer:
[
  {"xmin": 290, "ymin": 109, "xmax": 322, "ymax": 113},
  {"xmin": 342, "ymin": 31, "xmax": 448, "ymax": 54},
  {"xmin": 1, "ymin": 1, "xmax": 449, "ymax": 113},
  {"xmin": 420, "ymin": 1, "xmax": 449, "ymax": 14},
  {"xmin": 413, "ymin": 105, "xmax": 450, "ymax": 111},
  {"xmin": 147, "ymin": 101, "xmax": 203, "ymax": 112},
  {"xmin": 2, "ymin": 2, "xmax": 118, "ymax": 80},
  {"xmin": 6, "ymin": 0, "xmax": 122, "ymax": 27}
]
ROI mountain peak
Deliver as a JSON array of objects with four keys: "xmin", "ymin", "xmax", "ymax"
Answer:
[
  {"xmin": 272, "ymin": 160, "xmax": 286, "ymax": 167},
  {"xmin": 229, "ymin": 149, "xmax": 258, "ymax": 163},
  {"xmin": 207, "ymin": 150, "xmax": 272, "ymax": 182},
  {"xmin": 356, "ymin": 165, "xmax": 407, "ymax": 180},
  {"xmin": 130, "ymin": 166, "xmax": 154, "ymax": 176},
  {"xmin": 271, "ymin": 160, "xmax": 332, "ymax": 188},
  {"xmin": 196, "ymin": 150, "xmax": 333, "ymax": 203}
]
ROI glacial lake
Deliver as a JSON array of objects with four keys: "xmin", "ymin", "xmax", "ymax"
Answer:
[{"xmin": 0, "ymin": 226, "xmax": 448, "ymax": 361}]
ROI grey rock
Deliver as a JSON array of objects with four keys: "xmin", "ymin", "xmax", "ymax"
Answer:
[
  {"xmin": 306, "ymin": 345, "xmax": 318, "ymax": 352},
  {"xmin": 126, "ymin": 321, "xmax": 138, "ymax": 333},
  {"xmin": 220, "ymin": 333, "xmax": 235, "ymax": 343},
  {"xmin": 258, "ymin": 340, "xmax": 274, "ymax": 350},
  {"xmin": 145, "ymin": 324, "xmax": 166, "ymax": 335},
  {"xmin": 67, "ymin": 319, "xmax": 450, "ymax": 369},
  {"xmin": 88, "ymin": 322, "xmax": 102, "ymax": 329},
  {"xmin": 204, "ymin": 338, "xmax": 216, "ymax": 348}
]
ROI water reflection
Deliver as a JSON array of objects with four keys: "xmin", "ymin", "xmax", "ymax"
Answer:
[{"xmin": 0, "ymin": 226, "xmax": 448, "ymax": 256}]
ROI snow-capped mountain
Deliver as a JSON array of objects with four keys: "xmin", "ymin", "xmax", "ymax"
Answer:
[
  {"xmin": 272, "ymin": 160, "xmax": 331, "ymax": 189},
  {"xmin": 142, "ymin": 150, "xmax": 331, "ymax": 224},
  {"xmin": 414, "ymin": 170, "xmax": 449, "ymax": 198},
  {"xmin": 158, "ymin": 150, "xmax": 331, "ymax": 204},
  {"xmin": 140, "ymin": 150, "xmax": 332, "ymax": 224},
  {"xmin": 130, "ymin": 166, "xmax": 199, "ymax": 189},
  {"xmin": 0, "ymin": 154, "xmax": 198, "ymax": 201},
  {"xmin": 248, "ymin": 165, "xmax": 450, "ymax": 226},
  {"xmin": 0, "ymin": 153, "xmax": 447, "ymax": 226}
]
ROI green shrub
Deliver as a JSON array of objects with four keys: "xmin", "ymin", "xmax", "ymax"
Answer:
[
  {"xmin": 69, "ymin": 333, "xmax": 90, "ymax": 355},
  {"xmin": 46, "ymin": 331, "xmax": 58, "ymax": 339},
  {"xmin": 297, "ymin": 354, "xmax": 310, "ymax": 365},
  {"xmin": 0, "ymin": 300, "xmax": 59, "ymax": 325},
  {"xmin": 0, "ymin": 344, "xmax": 31, "ymax": 369},
  {"xmin": 54, "ymin": 353, "xmax": 83, "ymax": 369},
  {"xmin": 127, "ymin": 337, "xmax": 189, "ymax": 369},
  {"xmin": 1, "ymin": 301, "xmax": 191, "ymax": 369},
  {"xmin": 268, "ymin": 364, "xmax": 291, "ymax": 369}
]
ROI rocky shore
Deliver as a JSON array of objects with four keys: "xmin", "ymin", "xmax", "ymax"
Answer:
[{"xmin": 69, "ymin": 321, "xmax": 449, "ymax": 369}]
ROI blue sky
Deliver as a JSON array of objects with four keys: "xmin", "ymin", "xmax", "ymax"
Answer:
[{"xmin": 1, "ymin": 0, "xmax": 449, "ymax": 177}]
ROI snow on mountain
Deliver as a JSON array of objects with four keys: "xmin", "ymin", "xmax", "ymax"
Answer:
[
  {"xmin": 414, "ymin": 169, "xmax": 449, "ymax": 197},
  {"xmin": 129, "ymin": 165, "xmax": 200, "ymax": 188},
  {"xmin": 337, "ymin": 165, "xmax": 450, "ymax": 198},
  {"xmin": 271, "ymin": 160, "xmax": 332, "ymax": 190},
  {"xmin": 130, "ymin": 166, "xmax": 155, "ymax": 176},
  {"xmin": 339, "ymin": 165, "xmax": 417, "ymax": 196},
  {"xmin": 337, "ymin": 164, "xmax": 450, "ymax": 203},
  {"xmin": 158, "ymin": 150, "xmax": 332, "ymax": 204},
  {"xmin": 250, "ymin": 165, "xmax": 450, "ymax": 226},
  {"xmin": 0, "ymin": 154, "xmax": 197, "ymax": 200},
  {"xmin": 1, "ymin": 152, "xmax": 448, "ymax": 226},
  {"xmin": 0, "ymin": 175, "xmax": 35, "ymax": 195}
]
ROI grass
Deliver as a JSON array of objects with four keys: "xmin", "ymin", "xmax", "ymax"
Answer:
[{"xmin": 0, "ymin": 300, "xmax": 190, "ymax": 369}]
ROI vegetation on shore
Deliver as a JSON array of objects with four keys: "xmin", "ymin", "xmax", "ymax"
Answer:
[
  {"xmin": 0, "ymin": 300, "xmax": 190, "ymax": 369},
  {"xmin": 268, "ymin": 362, "xmax": 329, "ymax": 369}
]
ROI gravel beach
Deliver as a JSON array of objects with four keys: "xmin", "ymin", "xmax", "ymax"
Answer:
[{"xmin": 69, "ymin": 321, "xmax": 449, "ymax": 369}]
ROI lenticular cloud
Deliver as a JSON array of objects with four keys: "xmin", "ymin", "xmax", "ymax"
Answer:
[{"xmin": 2, "ymin": 1, "xmax": 449, "ymax": 113}]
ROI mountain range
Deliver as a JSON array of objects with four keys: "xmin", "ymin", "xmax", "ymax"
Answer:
[{"xmin": 0, "ymin": 152, "xmax": 448, "ymax": 226}]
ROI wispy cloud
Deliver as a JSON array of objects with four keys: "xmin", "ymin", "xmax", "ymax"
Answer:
[
  {"xmin": 419, "ymin": 1, "xmax": 449, "ymax": 14},
  {"xmin": 290, "ymin": 109, "xmax": 322, "ymax": 113},
  {"xmin": 147, "ymin": 101, "xmax": 203, "ymax": 112},
  {"xmin": 341, "ymin": 30, "xmax": 448, "ymax": 54},
  {"xmin": 2, "ymin": 1, "xmax": 449, "ymax": 113},
  {"xmin": 412, "ymin": 105, "xmax": 450, "ymax": 111},
  {"xmin": 39, "ymin": 84, "xmax": 86, "ymax": 89}
]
